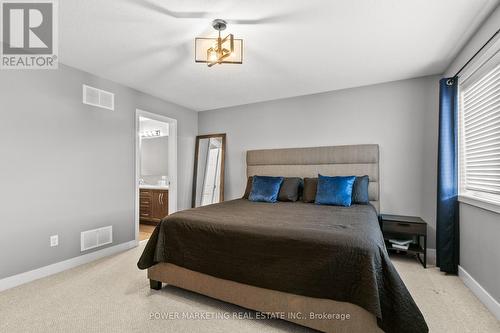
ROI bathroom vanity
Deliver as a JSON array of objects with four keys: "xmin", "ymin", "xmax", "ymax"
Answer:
[{"xmin": 139, "ymin": 186, "xmax": 168, "ymax": 225}]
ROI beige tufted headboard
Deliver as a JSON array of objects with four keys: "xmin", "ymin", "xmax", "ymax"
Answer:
[{"xmin": 246, "ymin": 144, "xmax": 380, "ymax": 213}]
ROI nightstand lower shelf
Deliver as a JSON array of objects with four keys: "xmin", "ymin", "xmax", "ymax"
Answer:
[{"xmin": 384, "ymin": 239, "xmax": 427, "ymax": 268}]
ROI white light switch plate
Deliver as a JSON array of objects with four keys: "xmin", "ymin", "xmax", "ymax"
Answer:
[{"xmin": 50, "ymin": 235, "xmax": 58, "ymax": 247}]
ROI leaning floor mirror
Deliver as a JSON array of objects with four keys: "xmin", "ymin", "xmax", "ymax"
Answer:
[{"xmin": 192, "ymin": 133, "xmax": 226, "ymax": 208}]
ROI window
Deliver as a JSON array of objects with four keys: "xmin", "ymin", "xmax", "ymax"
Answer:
[{"xmin": 459, "ymin": 53, "xmax": 500, "ymax": 209}]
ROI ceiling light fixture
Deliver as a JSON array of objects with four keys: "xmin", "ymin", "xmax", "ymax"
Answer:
[{"xmin": 195, "ymin": 19, "xmax": 243, "ymax": 67}]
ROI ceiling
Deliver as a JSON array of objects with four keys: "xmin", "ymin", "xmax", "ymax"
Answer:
[{"xmin": 60, "ymin": 0, "xmax": 499, "ymax": 111}]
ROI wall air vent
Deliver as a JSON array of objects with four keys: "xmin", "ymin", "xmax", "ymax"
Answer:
[
  {"xmin": 80, "ymin": 226, "xmax": 113, "ymax": 252},
  {"xmin": 83, "ymin": 84, "xmax": 115, "ymax": 110}
]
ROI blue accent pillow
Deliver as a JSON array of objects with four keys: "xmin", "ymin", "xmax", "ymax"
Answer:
[
  {"xmin": 315, "ymin": 175, "xmax": 356, "ymax": 207},
  {"xmin": 352, "ymin": 175, "xmax": 369, "ymax": 204},
  {"xmin": 249, "ymin": 176, "xmax": 284, "ymax": 203}
]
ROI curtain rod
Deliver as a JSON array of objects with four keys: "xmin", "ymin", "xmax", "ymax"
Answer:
[{"xmin": 453, "ymin": 28, "xmax": 500, "ymax": 78}]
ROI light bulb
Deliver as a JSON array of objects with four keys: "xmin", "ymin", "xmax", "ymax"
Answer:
[{"xmin": 208, "ymin": 52, "xmax": 217, "ymax": 62}]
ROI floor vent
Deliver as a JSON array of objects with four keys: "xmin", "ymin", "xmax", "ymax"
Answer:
[
  {"xmin": 83, "ymin": 84, "xmax": 115, "ymax": 110},
  {"xmin": 81, "ymin": 226, "xmax": 113, "ymax": 252}
]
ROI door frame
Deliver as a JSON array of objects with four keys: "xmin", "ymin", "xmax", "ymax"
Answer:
[{"xmin": 135, "ymin": 109, "xmax": 178, "ymax": 242}]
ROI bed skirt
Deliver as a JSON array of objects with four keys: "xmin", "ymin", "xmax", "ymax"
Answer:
[{"xmin": 148, "ymin": 263, "xmax": 382, "ymax": 333}]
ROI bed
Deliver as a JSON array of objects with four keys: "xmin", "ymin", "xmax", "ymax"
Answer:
[{"xmin": 137, "ymin": 144, "xmax": 428, "ymax": 333}]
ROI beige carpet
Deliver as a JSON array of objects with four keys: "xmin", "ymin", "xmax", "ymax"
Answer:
[{"xmin": 1, "ymin": 244, "xmax": 499, "ymax": 333}]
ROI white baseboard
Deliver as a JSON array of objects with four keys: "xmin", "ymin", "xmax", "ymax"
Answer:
[
  {"xmin": 0, "ymin": 240, "xmax": 138, "ymax": 292},
  {"xmin": 459, "ymin": 265, "xmax": 500, "ymax": 321}
]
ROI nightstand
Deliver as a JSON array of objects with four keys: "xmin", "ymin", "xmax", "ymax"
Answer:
[{"xmin": 379, "ymin": 214, "xmax": 427, "ymax": 268}]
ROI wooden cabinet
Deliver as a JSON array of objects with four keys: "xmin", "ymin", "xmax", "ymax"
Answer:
[
  {"xmin": 140, "ymin": 189, "xmax": 168, "ymax": 225},
  {"xmin": 152, "ymin": 190, "xmax": 168, "ymax": 221},
  {"xmin": 139, "ymin": 189, "xmax": 153, "ymax": 221}
]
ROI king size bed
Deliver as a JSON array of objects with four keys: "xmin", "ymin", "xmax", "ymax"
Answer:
[{"xmin": 137, "ymin": 144, "xmax": 428, "ymax": 333}]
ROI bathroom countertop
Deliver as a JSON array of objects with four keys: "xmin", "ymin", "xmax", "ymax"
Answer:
[{"xmin": 139, "ymin": 184, "xmax": 169, "ymax": 190}]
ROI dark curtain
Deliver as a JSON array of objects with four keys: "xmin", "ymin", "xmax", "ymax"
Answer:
[{"xmin": 436, "ymin": 78, "xmax": 459, "ymax": 274}]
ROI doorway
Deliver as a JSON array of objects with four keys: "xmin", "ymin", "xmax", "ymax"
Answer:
[{"xmin": 135, "ymin": 109, "xmax": 177, "ymax": 242}]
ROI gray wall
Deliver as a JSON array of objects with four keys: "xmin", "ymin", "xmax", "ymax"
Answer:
[
  {"xmin": 460, "ymin": 204, "xmax": 500, "ymax": 301},
  {"xmin": 444, "ymin": 4, "xmax": 500, "ymax": 303},
  {"xmin": 0, "ymin": 64, "xmax": 197, "ymax": 279},
  {"xmin": 199, "ymin": 75, "xmax": 440, "ymax": 249}
]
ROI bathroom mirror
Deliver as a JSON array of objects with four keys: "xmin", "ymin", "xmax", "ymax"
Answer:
[{"xmin": 192, "ymin": 134, "xmax": 226, "ymax": 208}]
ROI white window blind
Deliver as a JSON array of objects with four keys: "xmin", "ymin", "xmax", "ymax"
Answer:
[{"xmin": 461, "ymin": 62, "xmax": 500, "ymax": 197}]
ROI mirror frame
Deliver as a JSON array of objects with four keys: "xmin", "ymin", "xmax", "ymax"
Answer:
[{"xmin": 192, "ymin": 133, "xmax": 226, "ymax": 208}]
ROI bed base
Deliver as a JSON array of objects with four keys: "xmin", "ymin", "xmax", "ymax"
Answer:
[{"xmin": 148, "ymin": 263, "xmax": 382, "ymax": 333}]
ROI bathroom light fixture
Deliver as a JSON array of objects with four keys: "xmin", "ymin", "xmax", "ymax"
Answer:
[
  {"xmin": 141, "ymin": 130, "xmax": 162, "ymax": 138},
  {"xmin": 195, "ymin": 19, "xmax": 243, "ymax": 67}
]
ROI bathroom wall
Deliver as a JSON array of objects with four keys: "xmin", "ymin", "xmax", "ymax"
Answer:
[{"xmin": 140, "ymin": 136, "xmax": 169, "ymax": 185}]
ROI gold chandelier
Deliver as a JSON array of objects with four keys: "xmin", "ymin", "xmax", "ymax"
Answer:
[{"xmin": 195, "ymin": 19, "xmax": 243, "ymax": 67}]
